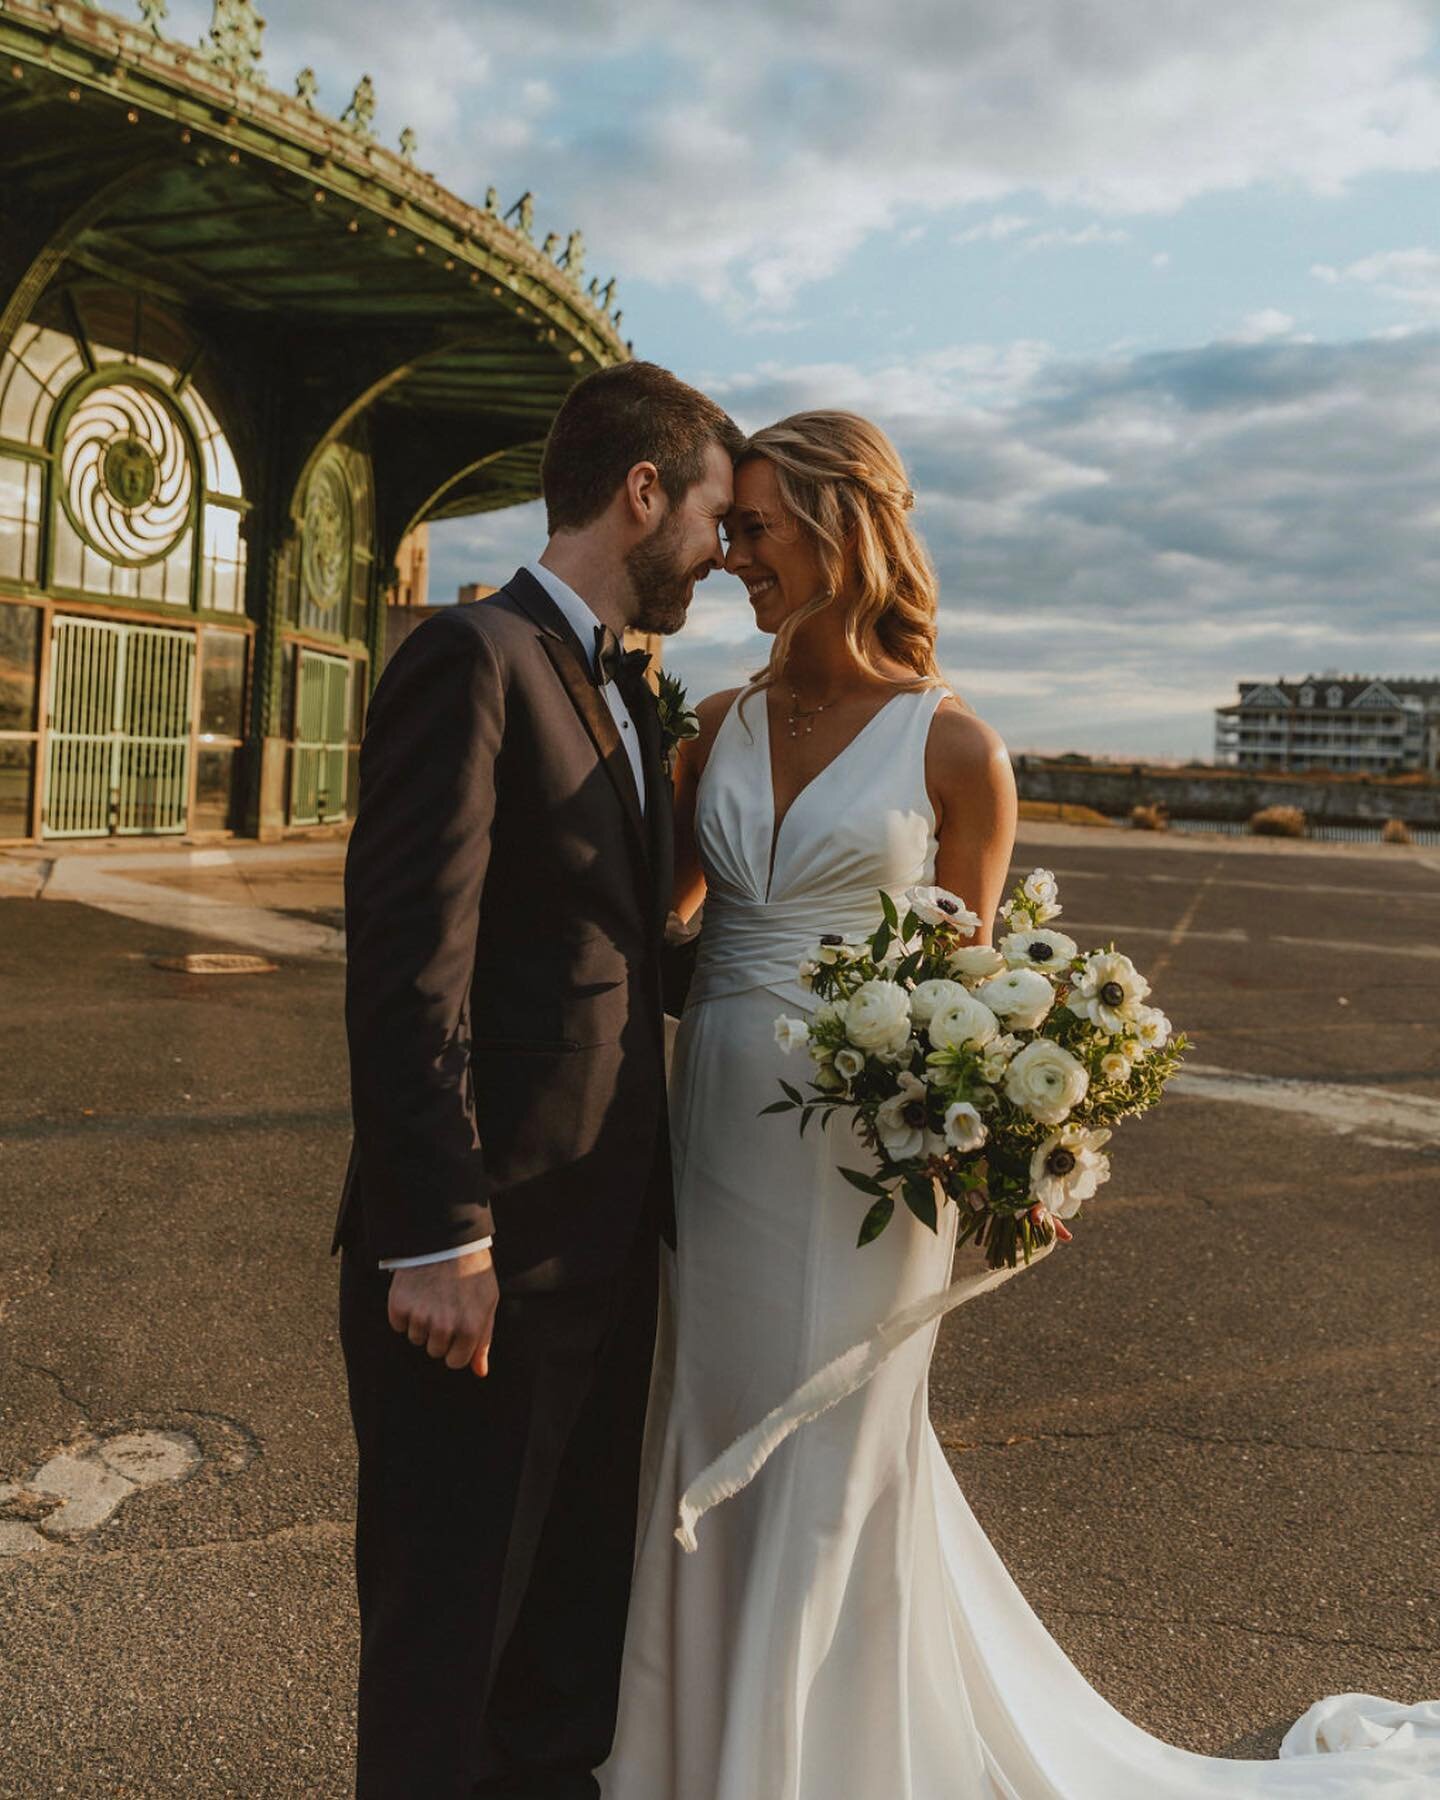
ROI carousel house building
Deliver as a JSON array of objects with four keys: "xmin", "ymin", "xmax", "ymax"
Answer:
[{"xmin": 0, "ymin": 0, "xmax": 627, "ymax": 844}]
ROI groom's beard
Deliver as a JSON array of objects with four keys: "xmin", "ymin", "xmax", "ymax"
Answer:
[{"xmin": 626, "ymin": 513, "xmax": 700, "ymax": 637}]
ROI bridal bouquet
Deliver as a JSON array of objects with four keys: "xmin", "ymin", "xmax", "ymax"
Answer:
[{"xmin": 766, "ymin": 869, "xmax": 1189, "ymax": 1269}]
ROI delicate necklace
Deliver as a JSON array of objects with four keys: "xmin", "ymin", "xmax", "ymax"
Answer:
[{"xmin": 786, "ymin": 682, "xmax": 835, "ymax": 739}]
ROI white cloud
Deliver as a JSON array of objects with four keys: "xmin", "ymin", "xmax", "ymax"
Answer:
[
  {"xmin": 1313, "ymin": 246, "xmax": 1440, "ymax": 315},
  {"xmin": 954, "ymin": 213, "xmax": 1034, "ymax": 245},
  {"xmin": 177, "ymin": 0, "xmax": 1440, "ymax": 312},
  {"xmin": 1021, "ymin": 224, "xmax": 1131, "ymax": 251}
]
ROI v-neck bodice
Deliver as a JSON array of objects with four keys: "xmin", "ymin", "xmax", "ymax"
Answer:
[{"xmin": 688, "ymin": 684, "xmax": 947, "ymax": 1010}]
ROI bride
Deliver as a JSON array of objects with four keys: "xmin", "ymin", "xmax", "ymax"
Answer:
[{"xmin": 600, "ymin": 411, "xmax": 1439, "ymax": 1798}]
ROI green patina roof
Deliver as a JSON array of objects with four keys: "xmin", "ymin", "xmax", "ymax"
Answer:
[{"xmin": 0, "ymin": 0, "xmax": 629, "ymax": 523}]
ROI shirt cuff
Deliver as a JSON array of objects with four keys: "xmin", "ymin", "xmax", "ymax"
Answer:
[{"xmin": 378, "ymin": 1237, "xmax": 494, "ymax": 1271}]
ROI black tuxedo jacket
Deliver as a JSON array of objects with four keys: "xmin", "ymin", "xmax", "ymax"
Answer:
[{"xmin": 333, "ymin": 568, "xmax": 675, "ymax": 1291}]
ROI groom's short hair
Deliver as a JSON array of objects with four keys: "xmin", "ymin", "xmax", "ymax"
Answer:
[{"xmin": 541, "ymin": 361, "xmax": 744, "ymax": 534}]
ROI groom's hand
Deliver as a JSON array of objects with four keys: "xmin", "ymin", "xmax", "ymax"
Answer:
[{"xmin": 387, "ymin": 1247, "xmax": 499, "ymax": 1378}]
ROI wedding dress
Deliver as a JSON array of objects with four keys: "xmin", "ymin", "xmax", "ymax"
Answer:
[{"xmin": 600, "ymin": 685, "xmax": 1440, "ymax": 1799}]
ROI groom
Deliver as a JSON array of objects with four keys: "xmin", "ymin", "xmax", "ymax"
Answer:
[{"xmin": 334, "ymin": 361, "xmax": 743, "ymax": 1798}]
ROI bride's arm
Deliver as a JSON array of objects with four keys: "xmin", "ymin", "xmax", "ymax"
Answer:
[
  {"xmin": 671, "ymin": 686, "xmax": 742, "ymax": 924},
  {"xmin": 926, "ymin": 697, "xmax": 1019, "ymax": 946}
]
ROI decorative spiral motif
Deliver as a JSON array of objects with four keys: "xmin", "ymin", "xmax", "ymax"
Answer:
[
  {"xmin": 61, "ymin": 381, "xmax": 193, "ymax": 566},
  {"xmin": 301, "ymin": 453, "xmax": 352, "ymax": 612}
]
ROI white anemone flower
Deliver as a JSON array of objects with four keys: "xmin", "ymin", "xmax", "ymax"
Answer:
[
  {"xmin": 976, "ymin": 967, "xmax": 1056, "ymax": 1032},
  {"xmin": 904, "ymin": 885, "xmax": 982, "ymax": 935},
  {"xmin": 1134, "ymin": 1004, "xmax": 1172, "ymax": 1051},
  {"xmin": 942, "ymin": 1101, "xmax": 987, "ymax": 1152},
  {"xmin": 875, "ymin": 1071, "xmax": 931, "ymax": 1159},
  {"xmin": 1000, "ymin": 927, "xmax": 1078, "ymax": 973},
  {"xmin": 1067, "ymin": 951, "xmax": 1150, "ymax": 1035},
  {"xmin": 1028, "ymin": 1124, "xmax": 1112, "ymax": 1216},
  {"xmin": 814, "ymin": 933, "xmax": 870, "ymax": 966}
]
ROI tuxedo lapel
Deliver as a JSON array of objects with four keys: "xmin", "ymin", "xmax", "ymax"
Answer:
[
  {"xmin": 506, "ymin": 569, "xmax": 649, "ymax": 861},
  {"xmin": 629, "ymin": 677, "xmax": 674, "ymax": 934}
]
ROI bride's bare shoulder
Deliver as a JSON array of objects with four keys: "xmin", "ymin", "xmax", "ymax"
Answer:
[
  {"xmin": 695, "ymin": 686, "xmax": 746, "ymax": 733},
  {"xmin": 926, "ymin": 691, "xmax": 1014, "ymax": 797}
]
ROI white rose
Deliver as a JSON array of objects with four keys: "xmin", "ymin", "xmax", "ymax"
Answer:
[
  {"xmin": 977, "ymin": 967, "xmax": 1056, "ymax": 1032},
  {"xmin": 1100, "ymin": 1051, "xmax": 1132, "ymax": 1084},
  {"xmin": 1134, "ymin": 1004, "xmax": 1172, "ymax": 1051},
  {"xmin": 844, "ymin": 980, "xmax": 912, "ymax": 1055},
  {"xmin": 1028, "ymin": 1124, "xmax": 1112, "ymax": 1216},
  {"xmin": 1000, "ymin": 928, "xmax": 1078, "ymax": 973},
  {"xmin": 1021, "ymin": 868, "xmax": 1062, "ymax": 923},
  {"xmin": 1068, "ymin": 951, "xmax": 1150, "ymax": 1035},
  {"xmin": 908, "ymin": 978, "xmax": 969, "ymax": 1028},
  {"xmin": 1004, "ymin": 1040, "xmax": 1090, "ymax": 1126},
  {"xmin": 774, "ymin": 1016, "xmax": 810, "ymax": 1055},
  {"xmin": 834, "ymin": 1046, "xmax": 865, "ymax": 1081},
  {"xmin": 927, "ymin": 990, "xmax": 1000, "ymax": 1053},
  {"xmin": 946, "ymin": 944, "xmax": 1006, "ymax": 984},
  {"xmin": 905, "ymin": 885, "xmax": 982, "ymax": 934},
  {"xmin": 942, "ymin": 1101, "xmax": 987, "ymax": 1152},
  {"xmin": 875, "ymin": 1071, "xmax": 931, "ymax": 1159}
]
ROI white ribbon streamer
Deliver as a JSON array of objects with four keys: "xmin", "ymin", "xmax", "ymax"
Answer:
[{"xmin": 676, "ymin": 1237, "xmax": 1053, "ymax": 1553}]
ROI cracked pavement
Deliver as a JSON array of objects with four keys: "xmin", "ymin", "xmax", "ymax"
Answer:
[{"xmin": 1, "ymin": 825, "xmax": 1437, "ymax": 1793}]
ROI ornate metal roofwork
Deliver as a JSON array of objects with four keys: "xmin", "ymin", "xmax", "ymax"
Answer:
[{"xmin": 0, "ymin": 0, "xmax": 630, "ymax": 527}]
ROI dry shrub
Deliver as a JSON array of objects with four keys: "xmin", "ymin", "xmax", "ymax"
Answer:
[
  {"xmin": 1381, "ymin": 817, "xmax": 1413, "ymax": 845},
  {"xmin": 1249, "ymin": 805, "xmax": 1307, "ymax": 838},
  {"xmin": 1130, "ymin": 803, "xmax": 1169, "ymax": 832},
  {"xmin": 1018, "ymin": 800, "xmax": 1112, "ymax": 827}
]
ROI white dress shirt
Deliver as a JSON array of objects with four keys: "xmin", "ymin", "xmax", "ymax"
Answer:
[{"xmin": 378, "ymin": 562, "xmax": 648, "ymax": 1272}]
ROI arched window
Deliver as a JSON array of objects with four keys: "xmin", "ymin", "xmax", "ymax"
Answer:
[
  {"xmin": 1299, "ymin": 685, "xmax": 1315, "ymax": 707},
  {"xmin": 1327, "ymin": 685, "xmax": 1343, "ymax": 709},
  {"xmin": 0, "ymin": 296, "xmax": 247, "ymax": 613},
  {"xmin": 291, "ymin": 439, "xmax": 374, "ymax": 642}
]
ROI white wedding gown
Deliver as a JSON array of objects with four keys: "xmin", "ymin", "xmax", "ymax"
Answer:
[{"xmin": 600, "ymin": 686, "xmax": 1440, "ymax": 1799}]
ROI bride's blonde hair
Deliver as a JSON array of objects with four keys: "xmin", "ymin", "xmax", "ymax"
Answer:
[{"xmin": 740, "ymin": 410, "xmax": 942, "ymax": 704}]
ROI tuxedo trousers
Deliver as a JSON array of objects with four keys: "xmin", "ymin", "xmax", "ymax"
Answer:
[{"xmin": 340, "ymin": 1233, "xmax": 659, "ymax": 1800}]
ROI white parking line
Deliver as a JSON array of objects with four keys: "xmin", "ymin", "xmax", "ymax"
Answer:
[
  {"xmin": 1045, "ymin": 867, "xmax": 1439, "ymax": 904},
  {"xmin": 1065, "ymin": 920, "xmax": 1440, "ymax": 961},
  {"xmin": 37, "ymin": 863, "xmax": 343, "ymax": 960},
  {"xmin": 1172, "ymin": 1062, "xmax": 1440, "ymax": 1146}
]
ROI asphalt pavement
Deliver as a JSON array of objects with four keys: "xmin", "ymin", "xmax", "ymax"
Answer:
[{"xmin": 0, "ymin": 824, "xmax": 1436, "ymax": 1794}]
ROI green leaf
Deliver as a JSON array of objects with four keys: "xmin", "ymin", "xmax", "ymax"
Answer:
[
  {"xmin": 779, "ymin": 1080, "xmax": 805, "ymax": 1105},
  {"xmin": 880, "ymin": 889, "xmax": 899, "ymax": 930},
  {"xmin": 857, "ymin": 1193, "xmax": 895, "ymax": 1246},
  {"xmin": 901, "ymin": 909, "xmax": 920, "ymax": 941},
  {"xmin": 903, "ymin": 1177, "xmax": 939, "ymax": 1233},
  {"xmin": 872, "ymin": 923, "xmax": 893, "ymax": 962},
  {"xmin": 799, "ymin": 1106, "xmax": 813, "ymax": 1138},
  {"xmin": 839, "ymin": 1165, "xmax": 890, "ymax": 1199},
  {"xmin": 758, "ymin": 1100, "xmax": 794, "ymax": 1115}
]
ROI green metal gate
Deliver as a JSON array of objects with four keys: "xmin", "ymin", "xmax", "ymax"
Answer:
[
  {"xmin": 291, "ymin": 649, "xmax": 350, "ymax": 825},
  {"xmin": 43, "ymin": 617, "xmax": 196, "ymax": 838}
]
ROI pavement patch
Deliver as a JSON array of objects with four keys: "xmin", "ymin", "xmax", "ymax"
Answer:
[
  {"xmin": 1173, "ymin": 1062, "xmax": 1440, "ymax": 1146},
  {"xmin": 0, "ymin": 1428, "xmax": 202, "ymax": 1556}
]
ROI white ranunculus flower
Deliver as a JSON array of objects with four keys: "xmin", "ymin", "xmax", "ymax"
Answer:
[
  {"xmin": 1000, "ymin": 927, "xmax": 1078, "ymax": 973},
  {"xmin": 904, "ymin": 885, "xmax": 982, "ymax": 934},
  {"xmin": 834, "ymin": 1046, "xmax": 866, "ymax": 1082},
  {"xmin": 908, "ymin": 978, "xmax": 969, "ymax": 1028},
  {"xmin": 927, "ymin": 989, "xmax": 1000, "ymax": 1053},
  {"xmin": 942, "ymin": 1101, "xmax": 987, "ymax": 1152},
  {"xmin": 844, "ymin": 980, "xmax": 912, "ymax": 1055},
  {"xmin": 875, "ymin": 1070, "xmax": 931, "ymax": 1159},
  {"xmin": 1067, "ymin": 951, "xmax": 1150, "ymax": 1035},
  {"xmin": 977, "ymin": 967, "xmax": 1056, "ymax": 1032},
  {"xmin": 1021, "ymin": 868, "xmax": 1062, "ymax": 923},
  {"xmin": 1004, "ymin": 1039, "xmax": 1090, "ymax": 1125},
  {"xmin": 1028, "ymin": 1124, "xmax": 1112, "ymax": 1216},
  {"xmin": 774, "ymin": 1016, "xmax": 811, "ymax": 1055},
  {"xmin": 1100, "ymin": 1051, "xmax": 1132, "ymax": 1084},
  {"xmin": 946, "ymin": 943, "xmax": 1006, "ymax": 984},
  {"xmin": 1134, "ymin": 1004, "xmax": 1172, "ymax": 1051}
]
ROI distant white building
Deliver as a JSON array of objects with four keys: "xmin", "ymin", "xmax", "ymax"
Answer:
[{"xmin": 1214, "ymin": 675, "xmax": 1440, "ymax": 774}]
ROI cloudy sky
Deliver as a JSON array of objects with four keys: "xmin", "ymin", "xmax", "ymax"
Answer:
[{"xmin": 176, "ymin": 0, "xmax": 1440, "ymax": 755}]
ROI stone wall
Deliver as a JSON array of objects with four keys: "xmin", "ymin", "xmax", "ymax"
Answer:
[{"xmin": 1014, "ymin": 760, "xmax": 1440, "ymax": 826}]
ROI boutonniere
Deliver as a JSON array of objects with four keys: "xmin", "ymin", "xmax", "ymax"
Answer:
[{"xmin": 655, "ymin": 669, "xmax": 700, "ymax": 774}]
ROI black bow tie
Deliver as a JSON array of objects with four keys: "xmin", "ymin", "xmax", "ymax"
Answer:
[{"xmin": 593, "ymin": 623, "xmax": 652, "ymax": 690}]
